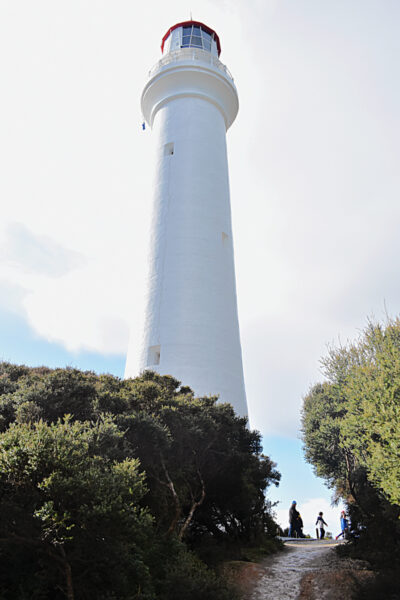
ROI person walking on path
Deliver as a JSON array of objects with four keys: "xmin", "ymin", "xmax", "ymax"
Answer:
[
  {"xmin": 315, "ymin": 511, "xmax": 328, "ymax": 539},
  {"xmin": 289, "ymin": 501, "xmax": 304, "ymax": 537},
  {"xmin": 335, "ymin": 510, "xmax": 349, "ymax": 540}
]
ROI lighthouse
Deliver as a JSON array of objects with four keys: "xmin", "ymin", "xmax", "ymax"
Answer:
[{"xmin": 125, "ymin": 21, "xmax": 248, "ymax": 417}]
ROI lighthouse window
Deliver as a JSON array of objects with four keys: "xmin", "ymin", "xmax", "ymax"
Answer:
[
  {"xmin": 202, "ymin": 31, "xmax": 212, "ymax": 51},
  {"xmin": 182, "ymin": 26, "xmax": 192, "ymax": 47},
  {"xmin": 180, "ymin": 25, "xmax": 214, "ymax": 51},
  {"xmin": 191, "ymin": 26, "xmax": 202, "ymax": 47},
  {"xmin": 191, "ymin": 35, "xmax": 202, "ymax": 48},
  {"xmin": 147, "ymin": 345, "xmax": 161, "ymax": 366},
  {"xmin": 164, "ymin": 142, "xmax": 174, "ymax": 156}
]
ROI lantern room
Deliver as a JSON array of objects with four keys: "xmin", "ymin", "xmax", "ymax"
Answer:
[{"xmin": 161, "ymin": 21, "xmax": 221, "ymax": 57}]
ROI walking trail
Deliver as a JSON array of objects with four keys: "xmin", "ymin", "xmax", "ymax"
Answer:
[{"xmin": 245, "ymin": 540, "xmax": 374, "ymax": 600}]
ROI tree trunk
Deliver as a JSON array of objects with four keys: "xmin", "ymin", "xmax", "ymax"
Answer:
[
  {"xmin": 1, "ymin": 536, "xmax": 75, "ymax": 599},
  {"xmin": 178, "ymin": 470, "xmax": 206, "ymax": 540},
  {"xmin": 59, "ymin": 546, "xmax": 74, "ymax": 600},
  {"xmin": 161, "ymin": 458, "xmax": 182, "ymax": 536}
]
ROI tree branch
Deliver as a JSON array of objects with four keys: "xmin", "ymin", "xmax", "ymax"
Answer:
[
  {"xmin": 178, "ymin": 469, "xmax": 206, "ymax": 540},
  {"xmin": 160, "ymin": 456, "xmax": 182, "ymax": 535}
]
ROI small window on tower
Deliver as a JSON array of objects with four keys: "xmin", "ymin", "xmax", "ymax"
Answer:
[
  {"xmin": 164, "ymin": 142, "xmax": 174, "ymax": 156},
  {"xmin": 147, "ymin": 345, "xmax": 161, "ymax": 366}
]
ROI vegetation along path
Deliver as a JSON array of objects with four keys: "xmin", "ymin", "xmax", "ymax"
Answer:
[{"xmin": 247, "ymin": 540, "xmax": 374, "ymax": 600}]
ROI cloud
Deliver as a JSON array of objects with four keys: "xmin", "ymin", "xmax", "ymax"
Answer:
[
  {"xmin": 0, "ymin": 280, "xmax": 29, "ymax": 315},
  {"xmin": 20, "ymin": 264, "xmax": 133, "ymax": 356},
  {"xmin": 99, "ymin": 316, "xmax": 130, "ymax": 355},
  {"xmin": 1, "ymin": 223, "xmax": 85, "ymax": 278}
]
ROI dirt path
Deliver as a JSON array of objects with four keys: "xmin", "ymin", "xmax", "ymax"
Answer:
[{"xmin": 247, "ymin": 540, "xmax": 374, "ymax": 600}]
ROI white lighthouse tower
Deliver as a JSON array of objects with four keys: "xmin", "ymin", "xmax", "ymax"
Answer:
[{"xmin": 125, "ymin": 21, "xmax": 248, "ymax": 417}]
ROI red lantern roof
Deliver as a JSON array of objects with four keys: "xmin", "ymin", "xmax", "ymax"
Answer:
[{"xmin": 161, "ymin": 21, "xmax": 221, "ymax": 57}]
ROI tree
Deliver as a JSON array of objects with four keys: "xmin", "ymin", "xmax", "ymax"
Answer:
[
  {"xmin": 114, "ymin": 373, "xmax": 280, "ymax": 543},
  {"xmin": 302, "ymin": 318, "xmax": 400, "ymax": 552},
  {"xmin": 0, "ymin": 417, "xmax": 154, "ymax": 599},
  {"xmin": 341, "ymin": 321, "xmax": 400, "ymax": 506},
  {"xmin": 0, "ymin": 362, "xmax": 281, "ymax": 598}
]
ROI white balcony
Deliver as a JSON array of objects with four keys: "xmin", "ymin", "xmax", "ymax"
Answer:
[{"xmin": 148, "ymin": 48, "xmax": 234, "ymax": 82}]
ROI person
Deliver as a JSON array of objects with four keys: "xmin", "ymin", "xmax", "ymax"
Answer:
[
  {"xmin": 315, "ymin": 511, "xmax": 328, "ymax": 539},
  {"xmin": 335, "ymin": 510, "xmax": 349, "ymax": 540},
  {"xmin": 288, "ymin": 501, "xmax": 298, "ymax": 537},
  {"xmin": 289, "ymin": 501, "xmax": 304, "ymax": 537},
  {"xmin": 297, "ymin": 513, "xmax": 305, "ymax": 538}
]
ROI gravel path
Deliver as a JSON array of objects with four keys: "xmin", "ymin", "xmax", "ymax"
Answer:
[{"xmin": 248, "ymin": 540, "xmax": 374, "ymax": 600}]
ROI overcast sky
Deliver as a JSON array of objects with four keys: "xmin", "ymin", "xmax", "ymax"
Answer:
[{"xmin": 0, "ymin": 0, "xmax": 398, "ymax": 534}]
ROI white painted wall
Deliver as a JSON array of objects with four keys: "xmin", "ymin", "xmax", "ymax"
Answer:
[{"xmin": 125, "ymin": 44, "xmax": 247, "ymax": 417}]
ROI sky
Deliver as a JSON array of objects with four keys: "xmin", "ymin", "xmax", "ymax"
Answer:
[{"xmin": 0, "ymin": 0, "xmax": 399, "ymax": 535}]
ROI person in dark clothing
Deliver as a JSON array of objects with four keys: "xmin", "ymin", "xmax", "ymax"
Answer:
[
  {"xmin": 315, "ymin": 511, "xmax": 328, "ymax": 539},
  {"xmin": 289, "ymin": 501, "xmax": 298, "ymax": 537},
  {"xmin": 297, "ymin": 513, "xmax": 305, "ymax": 538},
  {"xmin": 289, "ymin": 501, "xmax": 304, "ymax": 537}
]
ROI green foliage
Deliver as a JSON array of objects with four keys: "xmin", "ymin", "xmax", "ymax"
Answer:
[
  {"xmin": 302, "ymin": 318, "xmax": 400, "ymax": 560},
  {"xmin": 342, "ymin": 322, "xmax": 400, "ymax": 506},
  {"xmin": 0, "ymin": 416, "xmax": 153, "ymax": 599},
  {"xmin": 0, "ymin": 362, "xmax": 280, "ymax": 598},
  {"xmin": 159, "ymin": 551, "xmax": 238, "ymax": 600}
]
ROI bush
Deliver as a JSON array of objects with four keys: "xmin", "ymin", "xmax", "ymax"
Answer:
[{"xmin": 156, "ymin": 546, "xmax": 239, "ymax": 600}]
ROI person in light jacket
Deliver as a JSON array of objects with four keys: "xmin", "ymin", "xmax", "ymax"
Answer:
[
  {"xmin": 335, "ymin": 510, "xmax": 349, "ymax": 540},
  {"xmin": 315, "ymin": 511, "xmax": 328, "ymax": 539}
]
